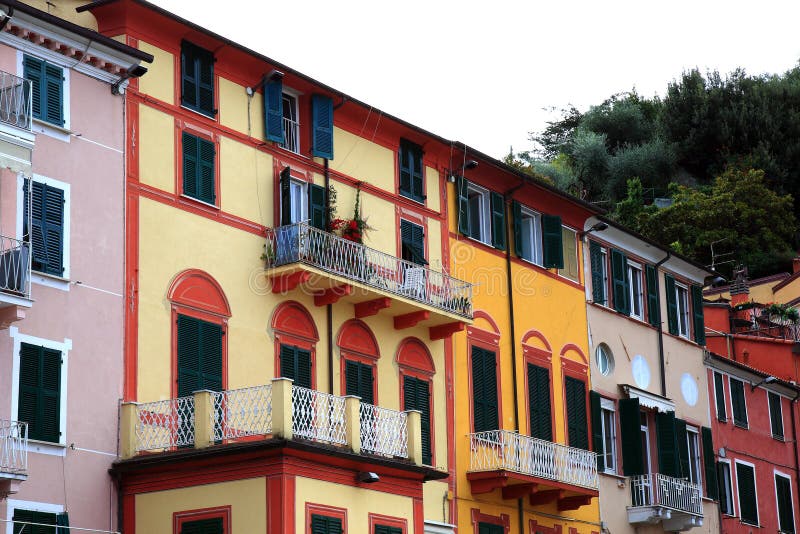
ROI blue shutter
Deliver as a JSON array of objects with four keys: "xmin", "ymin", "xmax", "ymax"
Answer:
[
  {"xmin": 311, "ymin": 95, "xmax": 334, "ymax": 159},
  {"xmin": 264, "ymin": 79, "xmax": 284, "ymax": 143},
  {"xmin": 26, "ymin": 181, "xmax": 64, "ymax": 276}
]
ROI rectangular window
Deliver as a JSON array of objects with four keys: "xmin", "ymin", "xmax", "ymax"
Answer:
[
  {"xmin": 730, "ymin": 377, "xmax": 748, "ymax": 428},
  {"xmin": 776, "ymin": 473, "xmax": 795, "ymax": 533},
  {"xmin": 23, "ymin": 55, "xmax": 64, "ymax": 126},
  {"xmin": 18, "ymin": 342, "xmax": 62, "ymax": 443},
  {"xmin": 281, "ymin": 92, "xmax": 300, "ymax": 153},
  {"xmin": 399, "ymin": 139, "xmax": 424, "ymax": 203},
  {"xmin": 718, "ymin": 461, "xmax": 734, "ymax": 515},
  {"xmin": 627, "ymin": 261, "xmax": 643, "ymax": 319},
  {"xmin": 736, "ymin": 462, "xmax": 759, "ymax": 525},
  {"xmin": 676, "ymin": 283, "xmax": 690, "ymax": 338},
  {"xmin": 400, "ymin": 219, "xmax": 426, "ymax": 265},
  {"xmin": 600, "ymin": 398, "xmax": 617, "ymax": 473},
  {"xmin": 527, "ymin": 363, "xmax": 552, "ymax": 441},
  {"xmin": 471, "ymin": 346, "xmax": 499, "ymax": 433},
  {"xmin": 182, "ymin": 132, "xmax": 216, "ymax": 205},
  {"xmin": 12, "ymin": 508, "xmax": 69, "ymax": 534},
  {"xmin": 466, "ymin": 184, "xmax": 490, "ymax": 243},
  {"xmin": 565, "ymin": 376, "xmax": 588, "ymax": 450},
  {"xmin": 344, "ymin": 359, "xmax": 374, "ymax": 405},
  {"xmin": 589, "ymin": 241, "xmax": 608, "ymax": 305},
  {"xmin": 181, "ymin": 41, "xmax": 215, "ymax": 117},
  {"xmin": 769, "ymin": 392, "xmax": 785, "ymax": 440},
  {"xmin": 311, "ymin": 514, "xmax": 343, "ymax": 534},
  {"xmin": 24, "ymin": 179, "xmax": 65, "ymax": 277},
  {"xmin": 714, "ymin": 371, "xmax": 727, "ymax": 422},
  {"xmin": 403, "ymin": 375, "xmax": 431, "ymax": 465},
  {"xmin": 180, "ymin": 517, "xmax": 224, "ymax": 534},
  {"xmin": 518, "ymin": 207, "xmax": 543, "ymax": 265},
  {"xmin": 557, "ymin": 227, "xmax": 579, "ymax": 281},
  {"xmin": 686, "ymin": 426, "xmax": 702, "ymax": 488},
  {"xmin": 478, "ymin": 523, "xmax": 503, "ymax": 534},
  {"xmin": 279, "ymin": 343, "xmax": 312, "ymax": 389},
  {"xmin": 176, "ymin": 314, "xmax": 223, "ymax": 398}
]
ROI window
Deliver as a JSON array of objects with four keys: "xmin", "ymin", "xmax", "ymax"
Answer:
[
  {"xmin": 279, "ymin": 168, "xmax": 325, "ymax": 229},
  {"xmin": 665, "ymin": 275, "xmax": 702, "ymax": 340},
  {"xmin": 769, "ymin": 391, "xmax": 784, "ymax": 440},
  {"xmin": 776, "ymin": 473, "xmax": 795, "ymax": 533},
  {"xmin": 399, "ymin": 139, "xmax": 424, "ymax": 203},
  {"xmin": 400, "ymin": 220, "xmax": 426, "ymax": 265},
  {"xmin": 714, "ymin": 371, "xmax": 727, "ymax": 422},
  {"xmin": 514, "ymin": 204, "xmax": 543, "ymax": 265},
  {"xmin": 279, "ymin": 343, "xmax": 312, "ymax": 389},
  {"xmin": 589, "ymin": 241, "xmax": 608, "ymax": 305},
  {"xmin": 471, "ymin": 346, "xmax": 499, "ymax": 433},
  {"xmin": 23, "ymin": 55, "xmax": 64, "ymax": 127},
  {"xmin": 18, "ymin": 342, "xmax": 62, "ymax": 443},
  {"xmin": 182, "ymin": 132, "xmax": 216, "ymax": 205},
  {"xmin": 181, "ymin": 41, "xmax": 215, "ymax": 117},
  {"xmin": 599, "ymin": 398, "xmax": 616, "ymax": 473},
  {"xmin": 730, "ymin": 377, "xmax": 748, "ymax": 427},
  {"xmin": 180, "ymin": 517, "xmax": 224, "ymax": 534},
  {"xmin": 527, "ymin": 362, "xmax": 552, "ymax": 441},
  {"xmin": 676, "ymin": 283, "xmax": 690, "ymax": 337},
  {"xmin": 466, "ymin": 184, "xmax": 490, "ymax": 243},
  {"xmin": 557, "ymin": 227, "xmax": 579, "ymax": 281},
  {"xmin": 24, "ymin": 178, "xmax": 66, "ymax": 277},
  {"xmin": 627, "ymin": 261, "xmax": 644, "ymax": 319},
  {"xmin": 311, "ymin": 514, "xmax": 343, "ymax": 534},
  {"xmin": 686, "ymin": 426, "xmax": 702, "ymax": 487},
  {"xmin": 458, "ymin": 178, "xmax": 506, "ymax": 250},
  {"xmin": 403, "ymin": 375, "xmax": 431, "ymax": 465},
  {"xmin": 595, "ymin": 344, "xmax": 614, "ymax": 376},
  {"xmin": 281, "ymin": 92, "xmax": 299, "ymax": 153},
  {"xmin": 718, "ymin": 461, "xmax": 734, "ymax": 515},
  {"xmin": 344, "ymin": 360, "xmax": 374, "ymax": 404},
  {"xmin": 736, "ymin": 462, "xmax": 758, "ymax": 525},
  {"xmin": 478, "ymin": 523, "xmax": 503, "ymax": 534},
  {"xmin": 374, "ymin": 527, "xmax": 402, "ymax": 534},
  {"xmin": 12, "ymin": 508, "xmax": 69, "ymax": 534},
  {"xmin": 176, "ymin": 314, "xmax": 223, "ymax": 398},
  {"xmin": 564, "ymin": 376, "xmax": 588, "ymax": 450}
]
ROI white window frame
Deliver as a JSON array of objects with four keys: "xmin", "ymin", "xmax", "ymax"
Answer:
[
  {"xmin": 686, "ymin": 425, "xmax": 702, "ymax": 490},
  {"xmin": 558, "ymin": 226, "xmax": 579, "ymax": 282},
  {"xmin": 280, "ymin": 89, "xmax": 300, "ymax": 154},
  {"xmin": 518, "ymin": 206, "xmax": 543, "ymax": 266},
  {"xmin": 9, "ymin": 326, "xmax": 71, "ymax": 454},
  {"xmin": 595, "ymin": 343, "xmax": 614, "ymax": 376},
  {"xmin": 640, "ymin": 411, "xmax": 652, "ymax": 476},
  {"xmin": 675, "ymin": 282, "xmax": 690, "ymax": 338},
  {"xmin": 16, "ymin": 50, "xmax": 72, "ymax": 142},
  {"xmin": 466, "ymin": 182, "xmax": 490, "ymax": 245},
  {"xmin": 774, "ymin": 470, "xmax": 795, "ymax": 534},
  {"xmin": 281, "ymin": 178, "xmax": 308, "ymax": 225},
  {"xmin": 719, "ymin": 459, "xmax": 735, "ymax": 516},
  {"xmin": 598, "ymin": 246, "xmax": 609, "ymax": 306},
  {"xmin": 713, "ymin": 370, "xmax": 727, "ymax": 422},
  {"xmin": 735, "ymin": 459, "xmax": 759, "ymax": 526},
  {"xmin": 600, "ymin": 397, "xmax": 616, "ymax": 474},
  {"xmin": 729, "ymin": 376, "xmax": 749, "ymax": 429},
  {"xmin": 5, "ymin": 498, "xmax": 65, "ymax": 534},
  {"xmin": 768, "ymin": 390, "xmax": 785, "ymax": 440},
  {"xmin": 627, "ymin": 260, "xmax": 644, "ymax": 320}
]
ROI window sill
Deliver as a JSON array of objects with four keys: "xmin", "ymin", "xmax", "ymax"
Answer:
[
  {"xmin": 600, "ymin": 470, "xmax": 625, "ymax": 480},
  {"xmin": 399, "ymin": 192, "xmax": 426, "ymax": 206},
  {"xmin": 31, "ymin": 271, "xmax": 70, "ymax": 292},
  {"xmin": 772, "ymin": 434, "xmax": 786, "ymax": 442},
  {"xmin": 31, "ymin": 119, "xmax": 71, "ymax": 142},
  {"xmin": 733, "ymin": 422, "xmax": 749, "ymax": 430},
  {"xmin": 180, "ymin": 104, "xmax": 217, "ymax": 122},
  {"xmin": 740, "ymin": 521, "xmax": 761, "ymax": 528},
  {"xmin": 26, "ymin": 439, "xmax": 67, "ymax": 457},
  {"xmin": 179, "ymin": 194, "xmax": 220, "ymax": 211}
]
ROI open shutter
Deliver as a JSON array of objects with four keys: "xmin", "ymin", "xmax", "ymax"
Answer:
[
  {"xmin": 181, "ymin": 42, "xmax": 198, "ymax": 110},
  {"xmin": 311, "ymin": 95, "xmax": 334, "ymax": 160},
  {"xmin": 197, "ymin": 47, "xmax": 214, "ymax": 116},
  {"xmin": 308, "ymin": 183, "xmax": 326, "ymax": 230},
  {"xmin": 26, "ymin": 181, "xmax": 45, "ymax": 273},
  {"xmin": 589, "ymin": 391, "xmax": 604, "ymax": 471},
  {"xmin": 656, "ymin": 411, "xmax": 679, "ymax": 477},
  {"xmin": 197, "ymin": 137, "xmax": 216, "ymax": 204},
  {"xmin": 512, "ymin": 201, "xmax": 523, "ymax": 257},
  {"xmin": 404, "ymin": 376, "xmax": 431, "ymax": 465},
  {"xmin": 589, "ymin": 241, "xmax": 606, "ymax": 305},
  {"xmin": 769, "ymin": 392, "xmax": 784, "ymax": 439},
  {"xmin": 541, "ymin": 215, "xmax": 563, "ymax": 268},
  {"xmin": 457, "ymin": 175, "xmax": 469, "ymax": 235},
  {"xmin": 776, "ymin": 475, "xmax": 795, "ymax": 533},
  {"xmin": 56, "ymin": 512, "xmax": 70, "ymax": 534},
  {"xmin": 675, "ymin": 418, "xmax": 690, "ymax": 479},
  {"xmin": 565, "ymin": 377, "xmax": 588, "ymax": 450},
  {"xmin": 280, "ymin": 167, "xmax": 292, "ymax": 225},
  {"xmin": 646, "ymin": 264, "xmax": 660, "ymax": 327},
  {"xmin": 24, "ymin": 55, "xmax": 43, "ymax": 119},
  {"xmin": 490, "ymin": 192, "xmax": 506, "ymax": 250},
  {"xmin": 528, "ymin": 363, "xmax": 552, "ymax": 441},
  {"xmin": 736, "ymin": 464, "xmax": 758, "ymax": 525},
  {"xmin": 665, "ymin": 274, "xmax": 678, "ymax": 335},
  {"xmin": 264, "ymin": 78, "xmax": 284, "ymax": 143},
  {"xmin": 619, "ymin": 397, "xmax": 644, "ymax": 476},
  {"xmin": 43, "ymin": 63, "xmax": 64, "ymax": 126},
  {"xmin": 730, "ymin": 379, "xmax": 748, "ymax": 427},
  {"xmin": 701, "ymin": 427, "xmax": 718, "ymax": 499},
  {"xmin": 714, "ymin": 372, "xmax": 727, "ymax": 421},
  {"xmin": 691, "ymin": 285, "xmax": 705, "ymax": 345},
  {"xmin": 610, "ymin": 248, "xmax": 629, "ymax": 315},
  {"xmin": 296, "ymin": 348, "xmax": 312, "ymax": 388},
  {"xmin": 182, "ymin": 132, "xmax": 199, "ymax": 199}
]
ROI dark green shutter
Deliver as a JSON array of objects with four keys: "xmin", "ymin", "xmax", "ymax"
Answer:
[
  {"xmin": 23, "ymin": 55, "xmax": 64, "ymax": 126},
  {"xmin": 311, "ymin": 95, "xmax": 334, "ymax": 160},
  {"xmin": 675, "ymin": 418, "xmax": 690, "ymax": 479},
  {"xmin": 18, "ymin": 343, "xmax": 61, "ymax": 442},
  {"xmin": 478, "ymin": 523, "xmax": 504, "ymax": 534},
  {"xmin": 665, "ymin": 274, "xmax": 678, "ymax": 335},
  {"xmin": 400, "ymin": 220, "xmax": 426, "ymax": 265},
  {"xmin": 13, "ymin": 509, "xmax": 58, "ymax": 534},
  {"xmin": 55, "ymin": 512, "xmax": 70, "ymax": 534},
  {"xmin": 590, "ymin": 391, "xmax": 604, "ymax": 471},
  {"xmin": 656, "ymin": 411, "xmax": 679, "ymax": 478},
  {"xmin": 610, "ymin": 248, "xmax": 629, "ymax": 315},
  {"xmin": 645, "ymin": 264, "xmax": 660, "ymax": 327},
  {"xmin": 776, "ymin": 475, "xmax": 795, "ymax": 533},
  {"xmin": 714, "ymin": 372, "xmax": 727, "ymax": 421},
  {"xmin": 181, "ymin": 517, "xmax": 223, "ymax": 534},
  {"xmin": 374, "ymin": 526, "xmax": 402, "ymax": 534},
  {"xmin": 490, "ymin": 192, "xmax": 506, "ymax": 250},
  {"xmin": 590, "ymin": 241, "xmax": 606, "ymax": 305},
  {"xmin": 311, "ymin": 515, "xmax": 343, "ymax": 534},
  {"xmin": 308, "ymin": 183, "xmax": 326, "ymax": 230},
  {"xmin": 280, "ymin": 344, "xmax": 312, "ymax": 388},
  {"xmin": 619, "ymin": 398, "xmax": 644, "ymax": 476},
  {"xmin": 24, "ymin": 55, "xmax": 43, "ymax": 120},
  {"xmin": 177, "ymin": 315, "xmax": 223, "ymax": 397},
  {"xmin": 264, "ymin": 78, "xmax": 284, "ymax": 143},
  {"xmin": 701, "ymin": 427, "xmax": 718, "ymax": 500},
  {"xmin": 399, "ymin": 140, "xmax": 424, "ymax": 202},
  {"xmin": 691, "ymin": 285, "xmax": 705, "ymax": 345},
  {"xmin": 345, "ymin": 360, "xmax": 374, "ymax": 405},
  {"xmin": 182, "ymin": 132, "xmax": 215, "ymax": 204},
  {"xmin": 512, "ymin": 201, "xmax": 523, "ymax": 257},
  {"xmin": 542, "ymin": 215, "xmax": 563, "ymax": 268},
  {"xmin": 528, "ymin": 363, "xmax": 552, "ymax": 441},
  {"xmin": 471, "ymin": 346, "xmax": 498, "ymax": 433},
  {"xmin": 181, "ymin": 42, "xmax": 214, "ymax": 117},
  {"xmin": 717, "ymin": 462, "xmax": 731, "ymax": 514},
  {"xmin": 730, "ymin": 378, "xmax": 748, "ymax": 427},
  {"xmin": 404, "ymin": 376, "xmax": 431, "ymax": 465},
  {"xmin": 769, "ymin": 392, "xmax": 784, "ymax": 439},
  {"xmin": 565, "ymin": 377, "xmax": 588, "ymax": 450},
  {"xmin": 280, "ymin": 166, "xmax": 292, "ymax": 225},
  {"xmin": 736, "ymin": 463, "xmax": 758, "ymax": 525},
  {"xmin": 457, "ymin": 175, "xmax": 469, "ymax": 235},
  {"xmin": 25, "ymin": 180, "xmax": 64, "ymax": 276},
  {"xmin": 182, "ymin": 132, "xmax": 198, "ymax": 198}
]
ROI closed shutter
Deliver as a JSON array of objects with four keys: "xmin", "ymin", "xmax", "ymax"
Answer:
[
  {"xmin": 541, "ymin": 215, "xmax": 563, "ymax": 268},
  {"xmin": 177, "ymin": 315, "xmax": 223, "ymax": 397},
  {"xmin": 776, "ymin": 475, "xmax": 795, "ymax": 533},
  {"xmin": 528, "ymin": 363, "xmax": 552, "ymax": 441},
  {"xmin": 589, "ymin": 391, "xmax": 604, "ymax": 471},
  {"xmin": 279, "ymin": 344, "xmax": 312, "ymax": 389},
  {"xmin": 457, "ymin": 175, "xmax": 469, "ymax": 235},
  {"xmin": 345, "ymin": 359, "xmax": 374, "ymax": 405},
  {"xmin": 565, "ymin": 377, "xmax": 588, "ymax": 450},
  {"xmin": 655, "ymin": 411, "xmax": 679, "ymax": 478},
  {"xmin": 374, "ymin": 526, "xmax": 402, "ymax": 534},
  {"xmin": 675, "ymin": 418, "xmax": 690, "ymax": 479},
  {"xmin": 311, "ymin": 95, "xmax": 334, "ymax": 160},
  {"xmin": 769, "ymin": 392, "xmax": 784, "ymax": 439},
  {"xmin": 512, "ymin": 201, "xmax": 523, "ymax": 257},
  {"xmin": 308, "ymin": 183, "xmax": 326, "ymax": 230},
  {"xmin": 181, "ymin": 42, "xmax": 214, "ymax": 117},
  {"xmin": 279, "ymin": 167, "xmax": 292, "ymax": 225},
  {"xmin": 264, "ymin": 78, "xmax": 284, "ymax": 143},
  {"xmin": 400, "ymin": 220, "xmax": 426, "ymax": 265},
  {"xmin": 589, "ymin": 241, "xmax": 606, "ymax": 305},
  {"xmin": 691, "ymin": 285, "xmax": 705, "ymax": 345},
  {"xmin": 736, "ymin": 463, "xmax": 758, "ymax": 525},
  {"xmin": 403, "ymin": 375, "xmax": 431, "ymax": 465},
  {"xmin": 730, "ymin": 378, "xmax": 748, "ymax": 427},
  {"xmin": 490, "ymin": 192, "xmax": 506, "ymax": 250},
  {"xmin": 24, "ymin": 55, "xmax": 43, "ymax": 120},
  {"xmin": 665, "ymin": 274, "xmax": 678, "ymax": 335},
  {"xmin": 25, "ymin": 180, "xmax": 64, "ymax": 276},
  {"xmin": 18, "ymin": 343, "xmax": 61, "ymax": 443},
  {"xmin": 55, "ymin": 512, "xmax": 69, "ymax": 534},
  {"xmin": 610, "ymin": 248, "xmax": 629, "ymax": 315},
  {"xmin": 714, "ymin": 371, "xmax": 727, "ymax": 421},
  {"xmin": 702, "ymin": 427, "xmax": 718, "ymax": 500},
  {"xmin": 619, "ymin": 398, "xmax": 644, "ymax": 476},
  {"xmin": 182, "ymin": 132, "xmax": 216, "ymax": 204},
  {"xmin": 13, "ymin": 508, "xmax": 58, "ymax": 534},
  {"xmin": 478, "ymin": 523, "xmax": 504, "ymax": 534},
  {"xmin": 471, "ymin": 346, "xmax": 498, "ymax": 433},
  {"xmin": 23, "ymin": 56, "xmax": 63, "ymax": 126},
  {"xmin": 181, "ymin": 517, "xmax": 223, "ymax": 534},
  {"xmin": 311, "ymin": 515, "xmax": 343, "ymax": 534},
  {"xmin": 399, "ymin": 140, "xmax": 424, "ymax": 202},
  {"xmin": 645, "ymin": 264, "xmax": 660, "ymax": 326}
]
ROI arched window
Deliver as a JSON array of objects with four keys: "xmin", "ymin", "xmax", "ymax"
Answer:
[
  {"xmin": 271, "ymin": 301, "xmax": 319, "ymax": 389},
  {"xmin": 396, "ymin": 337, "xmax": 435, "ymax": 466},
  {"xmin": 337, "ymin": 319, "xmax": 380, "ymax": 404}
]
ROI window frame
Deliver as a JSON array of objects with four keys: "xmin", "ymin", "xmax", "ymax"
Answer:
[
  {"xmin": 557, "ymin": 225, "xmax": 579, "ymax": 282},
  {"xmin": 685, "ymin": 425, "xmax": 703, "ymax": 490},
  {"xmin": 675, "ymin": 282, "xmax": 690, "ymax": 338},
  {"xmin": 465, "ymin": 182, "xmax": 491, "ymax": 244},
  {"xmin": 518, "ymin": 206, "xmax": 543, "ymax": 266},
  {"xmin": 599, "ymin": 397, "xmax": 617, "ymax": 474},
  {"xmin": 368, "ymin": 513, "xmax": 407, "ymax": 534},
  {"xmin": 729, "ymin": 376, "xmax": 749, "ymax": 429},
  {"xmin": 305, "ymin": 503, "xmax": 347, "ymax": 534},
  {"xmin": 718, "ymin": 459, "xmax": 735, "ymax": 516},
  {"xmin": 24, "ymin": 175, "xmax": 71, "ymax": 285},
  {"xmin": 283, "ymin": 178, "xmax": 309, "ymax": 225},
  {"xmin": 173, "ymin": 506, "xmax": 231, "ymax": 534},
  {"xmin": 769, "ymin": 391, "xmax": 785, "ymax": 441},
  {"xmin": 774, "ymin": 471, "xmax": 795, "ymax": 534},
  {"xmin": 627, "ymin": 260, "xmax": 644, "ymax": 320},
  {"xmin": 180, "ymin": 128, "xmax": 218, "ymax": 208},
  {"xmin": 18, "ymin": 51, "xmax": 71, "ymax": 138},
  {"xmin": 735, "ymin": 459, "xmax": 759, "ymax": 526},
  {"xmin": 595, "ymin": 343, "xmax": 614, "ymax": 376},
  {"xmin": 180, "ymin": 41, "xmax": 216, "ymax": 119},
  {"xmin": 280, "ymin": 90, "xmax": 301, "ymax": 154},
  {"xmin": 6, "ymin": 498, "xmax": 66, "ymax": 534}
]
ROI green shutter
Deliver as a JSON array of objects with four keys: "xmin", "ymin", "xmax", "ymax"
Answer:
[
  {"xmin": 512, "ymin": 201, "xmax": 523, "ymax": 257},
  {"xmin": 308, "ymin": 183, "xmax": 326, "ymax": 230},
  {"xmin": 645, "ymin": 264, "xmax": 660, "ymax": 326},
  {"xmin": 717, "ymin": 462, "xmax": 731, "ymax": 514},
  {"xmin": 528, "ymin": 363, "xmax": 552, "ymax": 441},
  {"xmin": 736, "ymin": 463, "xmax": 758, "ymax": 525},
  {"xmin": 24, "ymin": 55, "xmax": 43, "ymax": 120},
  {"xmin": 769, "ymin": 392, "xmax": 784, "ymax": 439},
  {"xmin": 490, "ymin": 192, "xmax": 506, "ymax": 250},
  {"xmin": 181, "ymin": 42, "xmax": 214, "ymax": 117},
  {"xmin": 619, "ymin": 398, "xmax": 644, "ymax": 476},
  {"xmin": 590, "ymin": 241, "xmax": 606, "ymax": 305},
  {"xmin": 665, "ymin": 274, "xmax": 678, "ymax": 335},
  {"xmin": 589, "ymin": 391, "xmax": 604, "ymax": 471},
  {"xmin": 565, "ymin": 377, "xmax": 588, "ymax": 450},
  {"xmin": 675, "ymin": 418, "xmax": 690, "ymax": 479},
  {"xmin": 471, "ymin": 347, "xmax": 498, "ymax": 433},
  {"xmin": 776, "ymin": 475, "xmax": 795, "ymax": 533},
  {"xmin": 656, "ymin": 411, "xmax": 679, "ymax": 478},
  {"xmin": 714, "ymin": 372, "xmax": 727, "ymax": 422},
  {"xmin": 542, "ymin": 215, "xmax": 563, "ymax": 268},
  {"xmin": 264, "ymin": 78, "xmax": 284, "ymax": 143},
  {"xmin": 181, "ymin": 517, "xmax": 223, "ymax": 534},
  {"xmin": 610, "ymin": 248, "xmax": 629, "ymax": 315},
  {"xmin": 13, "ymin": 509, "xmax": 58, "ymax": 534},
  {"xmin": 182, "ymin": 133, "xmax": 216, "ymax": 204},
  {"xmin": 730, "ymin": 378, "xmax": 748, "ymax": 427},
  {"xmin": 43, "ymin": 63, "xmax": 64, "ymax": 126},
  {"xmin": 457, "ymin": 175, "xmax": 469, "ymax": 235},
  {"xmin": 280, "ymin": 166, "xmax": 292, "ymax": 225},
  {"xmin": 691, "ymin": 285, "xmax": 705, "ymax": 345},
  {"xmin": 177, "ymin": 315, "xmax": 222, "ymax": 397},
  {"xmin": 25, "ymin": 181, "xmax": 64, "ymax": 276},
  {"xmin": 401, "ymin": 220, "xmax": 426, "ymax": 265},
  {"xmin": 311, "ymin": 95, "xmax": 334, "ymax": 160},
  {"xmin": 478, "ymin": 523, "xmax": 504, "ymax": 534},
  {"xmin": 18, "ymin": 343, "xmax": 61, "ymax": 443},
  {"xmin": 279, "ymin": 344, "xmax": 312, "ymax": 388},
  {"xmin": 399, "ymin": 140, "xmax": 424, "ymax": 202},
  {"xmin": 55, "ymin": 512, "xmax": 70, "ymax": 534},
  {"xmin": 701, "ymin": 427, "xmax": 718, "ymax": 500},
  {"xmin": 182, "ymin": 132, "xmax": 198, "ymax": 198},
  {"xmin": 345, "ymin": 360, "xmax": 374, "ymax": 405},
  {"xmin": 403, "ymin": 376, "xmax": 431, "ymax": 465},
  {"xmin": 374, "ymin": 526, "xmax": 402, "ymax": 534}
]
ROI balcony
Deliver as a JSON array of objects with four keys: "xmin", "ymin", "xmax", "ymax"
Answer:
[
  {"xmin": 628, "ymin": 473, "xmax": 703, "ymax": 531},
  {"xmin": 0, "ymin": 70, "xmax": 34, "ymax": 176},
  {"xmin": 466, "ymin": 430, "xmax": 598, "ymax": 511},
  {"xmin": 0, "ymin": 236, "xmax": 31, "ymax": 327},
  {"xmin": 265, "ymin": 222, "xmax": 472, "ymax": 336},
  {"xmin": 0, "ymin": 419, "xmax": 28, "ymax": 499},
  {"xmin": 120, "ymin": 379, "xmax": 423, "ymax": 467}
]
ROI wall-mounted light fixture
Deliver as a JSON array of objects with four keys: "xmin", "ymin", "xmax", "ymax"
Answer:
[{"xmin": 447, "ymin": 160, "xmax": 479, "ymax": 183}]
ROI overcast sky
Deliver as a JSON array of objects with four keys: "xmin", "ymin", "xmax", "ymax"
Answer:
[{"xmin": 155, "ymin": 0, "xmax": 800, "ymax": 160}]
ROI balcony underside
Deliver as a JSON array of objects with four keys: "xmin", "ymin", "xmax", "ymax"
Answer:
[
  {"xmin": 467, "ymin": 470, "xmax": 597, "ymax": 511},
  {"xmin": 0, "ymin": 473, "xmax": 26, "ymax": 500},
  {"xmin": 627, "ymin": 506, "xmax": 703, "ymax": 531},
  {"xmin": 267, "ymin": 263, "xmax": 471, "ymax": 334}
]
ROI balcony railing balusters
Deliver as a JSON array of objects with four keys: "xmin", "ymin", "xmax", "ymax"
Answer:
[
  {"xmin": 0, "ymin": 419, "xmax": 27, "ymax": 475},
  {"xmin": 0, "ymin": 71, "xmax": 31, "ymax": 131},
  {"xmin": 629, "ymin": 473, "xmax": 703, "ymax": 516}
]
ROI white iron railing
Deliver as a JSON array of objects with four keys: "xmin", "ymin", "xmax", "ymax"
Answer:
[
  {"xmin": 134, "ymin": 396, "xmax": 195, "ymax": 451},
  {"xmin": 211, "ymin": 384, "xmax": 273, "ymax": 441},
  {"xmin": 360, "ymin": 403, "xmax": 408, "ymax": 458},
  {"xmin": 0, "ymin": 71, "xmax": 31, "ymax": 131},
  {"xmin": 629, "ymin": 473, "xmax": 703, "ymax": 516},
  {"xmin": 468, "ymin": 430, "xmax": 598, "ymax": 490},
  {"xmin": 266, "ymin": 222, "xmax": 473, "ymax": 318},
  {"xmin": 280, "ymin": 117, "xmax": 299, "ymax": 153},
  {"xmin": 0, "ymin": 235, "xmax": 30, "ymax": 299},
  {"xmin": 0, "ymin": 419, "xmax": 27, "ymax": 475},
  {"xmin": 292, "ymin": 385, "xmax": 347, "ymax": 445}
]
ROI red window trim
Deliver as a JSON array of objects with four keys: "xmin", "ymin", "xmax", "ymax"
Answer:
[
  {"xmin": 528, "ymin": 519, "xmax": 563, "ymax": 534},
  {"xmin": 399, "ymin": 370, "xmax": 435, "ymax": 466},
  {"xmin": 467, "ymin": 320, "xmax": 502, "ymax": 434},
  {"xmin": 368, "ymin": 513, "xmax": 407, "ymax": 534},
  {"xmin": 173, "ymin": 506, "xmax": 231, "ymax": 534},
  {"xmin": 175, "ymin": 120, "xmax": 222, "ymax": 210},
  {"xmin": 340, "ymin": 356, "xmax": 378, "ymax": 405},
  {"xmin": 471, "ymin": 509, "xmax": 510, "ymax": 534},
  {"xmin": 561, "ymin": 353, "xmax": 590, "ymax": 450},
  {"xmin": 305, "ymin": 503, "xmax": 347, "ymax": 534},
  {"xmin": 272, "ymin": 301, "xmax": 319, "ymax": 389},
  {"xmin": 173, "ymin": 42, "xmax": 220, "ymax": 124}
]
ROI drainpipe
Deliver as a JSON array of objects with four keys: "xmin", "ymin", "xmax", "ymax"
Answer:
[
  {"xmin": 324, "ymin": 158, "xmax": 334, "ymax": 394},
  {"xmin": 655, "ymin": 252, "xmax": 671, "ymax": 397},
  {"xmin": 791, "ymin": 390, "xmax": 800, "ymax": 525}
]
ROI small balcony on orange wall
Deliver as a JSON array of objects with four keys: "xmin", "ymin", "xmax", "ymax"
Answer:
[
  {"xmin": 466, "ymin": 430, "xmax": 599, "ymax": 511},
  {"xmin": 264, "ymin": 222, "xmax": 472, "ymax": 338}
]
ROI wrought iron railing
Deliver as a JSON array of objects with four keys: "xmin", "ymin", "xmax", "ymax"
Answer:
[
  {"xmin": 280, "ymin": 117, "xmax": 299, "ymax": 153},
  {"xmin": 133, "ymin": 396, "xmax": 195, "ymax": 451},
  {"xmin": 468, "ymin": 430, "xmax": 598, "ymax": 490},
  {"xmin": 0, "ymin": 236, "xmax": 30, "ymax": 299},
  {"xmin": 292, "ymin": 385, "xmax": 347, "ymax": 445},
  {"xmin": 211, "ymin": 384, "xmax": 272, "ymax": 441},
  {"xmin": 360, "ymin": 403, "xmax": 408, "ymax": 458},
  {"xmin": 629, "ymin": 473, "xmax": 703, "ymax": 516},
  {"xmin": 0, "ymin": 419, "xmax": 27, "ymax": 475},
  {"xmin": 0, "ymin": 71, "xmax": 31, "ymax": 131},
  {"xmin": 266, "ymin": 222, "xmax": 473, "ymax": 318}
]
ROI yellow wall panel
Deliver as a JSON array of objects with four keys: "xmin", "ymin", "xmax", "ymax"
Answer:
[
  {"xmin": 138, "ymin": 105, "xmax": 175, "ymax": 193},
  {"xmin": 426, "ymin": 219, "xmax": 442, "ymax": 273},
  {"xmin": 138, "ymin": 41, "xmax": 174, "ymax": 104},
  {"xmin": 330, "ymin": 128, "xmax": 394, "ymax": 192},
  {"xmin": 219, "ymin": 136, "xmax": 273, "ymax": 225},
  {"xmin": 219, "ymin": 77, "xmax": 264, "ymax": 137},
  {"xmin": 423, "ymin": 480, "xmax": 449, "ymax": 524},
  {"xmin": 425, "ymin": 167, "xmax": 440, "ymax": 213}
]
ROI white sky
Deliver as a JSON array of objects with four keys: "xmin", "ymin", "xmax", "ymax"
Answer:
[{"xmin": 155, "ymin": 0, "xmax": 800, "ymax": 159}]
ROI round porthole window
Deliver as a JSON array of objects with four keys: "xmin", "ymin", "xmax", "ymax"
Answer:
[{"xmin": 595, "ymin": 343, "xmax": 615, "ymax": 375}]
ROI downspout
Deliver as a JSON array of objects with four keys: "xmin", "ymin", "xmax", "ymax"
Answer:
[
  {"xmin": 655, "ymin": 252, "xmax": 671, "ymax": 397},
  {"xmin": 791, "ymin": 390, "xmax": 800, "ymax": 526},
  {"xmin": 324, "ymin": 158, "xmax": 333, "ymax": 394}
]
